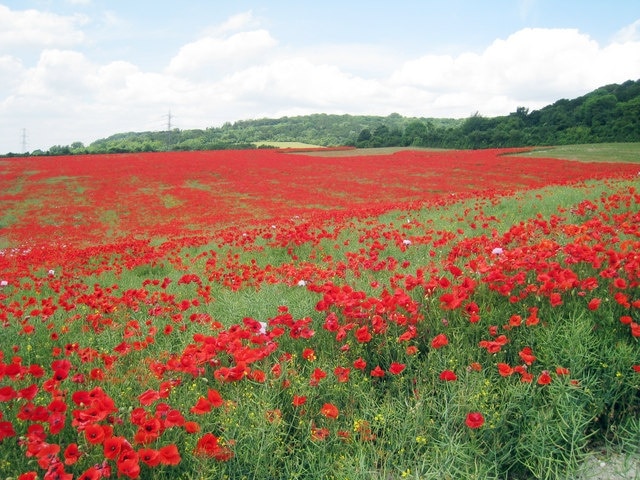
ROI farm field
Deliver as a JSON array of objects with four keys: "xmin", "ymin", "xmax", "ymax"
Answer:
[
  {"xmin": 0, "ymin": 146, "xmax": 639, "ymax": 479},
  {"xmin": 509, "ymin": 142, "xmax": 640, "ymax": 164}
]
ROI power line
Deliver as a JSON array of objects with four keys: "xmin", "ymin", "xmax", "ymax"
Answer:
[{"xmin": 164, "ymin": 111, "xmax": 174, "ymax": 131}]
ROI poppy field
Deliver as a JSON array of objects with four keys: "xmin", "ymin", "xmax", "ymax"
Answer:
[{"xmin": 0, "ymin": 147, "xmax": 639, "ymax": 479}]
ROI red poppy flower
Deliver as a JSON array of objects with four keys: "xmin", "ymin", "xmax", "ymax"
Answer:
[
  {"xmin": 355, "ymin": 326, "xmax": 372, "ymax": 343},
  {"xmin": 158, "ymin": 444, "xmax": 181, "ymax": 465},
  {"xmin": 508, "ymin": 314, "xmax": 522, "ymax": 327},
  {"xmin": 134, "ymin": 417, "xmax": 163, "ymax": 444},
  {"xmin": 249, "ymin": 369, "xmax": 266, "ymax": 382},
  {"xmin": 389, "ymin": 362, "xmax": 406, "ymax": 375},
  {"xmin": 18, "ymin": 384, "xmax": 39, "ymax": 400},
  {"xmin": 184, "ymin": 421, "xmax": 200, "ymax": 433},
  {"xmin": 613, "ymin": 277, "xmax": 627, "ymax": 289},
  {"xmin": 103, "ymin": 436, "xmax": 125, "ymax": 460},
  {"xmin": 549, "ymin": 293, "xmax": 562, "ymax": 307},
  {"xmin": 207, "ymin": 388, "xmax": 224, "ymax": 408},
  {"xmin": 537, "ymin": 371, "xmax": 552, "ymax": 385},
  {"xmin": 587, "ymin": 298, "xmax": 601, "ymax": 311},
  {"xmin": 469, "ymin": 362, "xmax": 482, "ymax": 372},
  {"xmin": 48, "ymin": 411, "xmax": 66, "ymax": 434},
  {"xmin": 309, "ymin": 367, "xmax": 327, "ymax": 386},
  {"xmin": 138, "ymin": 389, "xmax": 160, "ymax": 406},
  {"xmin": 370, "ymin": 366, "xmax": 385, "ymax": 377},
  {"xmin": 138, "ymin": 448, "xmax": 161, "ymax": 467},
  {"xmin": 439, "ymin": 370, "xmax": 457, "ymax": 381},
  {"xmin": 302, "ymin": 348, "xmax": 316, "ymax": 361},
  {"xmin": 164, "ymin": 409, "xmax": 185, "ymax": 428},
  {"xmin": 353, "ymin": 357, "xmax": 367, "ymax": 370},
  {"xmin": 497, "ymin": 363, "xmax": 514, "ymax": 377},
  {"xmin": 194, "ymin": 433, "xmax": 220, "ymax": 456},
  {"xmin": 406, "ymin": 345, "xmax": 418, "ymax": 355},
  {"xmin": 525, "ymin": 307, "xmax": 540, "ymax": 326},
  {"xmin": 190, "ymin": 397, "xmax": 212, "ymax": 415},
  {"xmin": 18, "ymin": 473, "xmax": 38, "ymax": 480},
  {"xmin": 117, "ymin": 457, "xmax": 140, "ymax": 479},
  {"xmin": 320, "ymin": 403, "xmax": 339, "ymax": 420},
  {"xmin": 64, "ymin": 443, "xmax": 81, "ymax": 465},
  {"xmin": 465, "ymin": 412, "xmax": 485, "ymax": 429},
  {"xmin": 333, "ymin": 366, "xmax": 350, "ymax": 382},
  {"xmin": 289, "ymin": 395, "xmax": 305, "ymax": 408},
  {"xmin": 398, "ymin": 325, "xmax": 417, "ymax": 342},
  {"xmin": 615, "ymin": 292, "xmax": 630, "ymax": 308},
  {"xmin": 194, "ymin": 433, "xmax": 234, "ymax": 461},
  {"xmin": 0, "ymin": 421, "xmax": 16, "ymax": 441},
  {"xmin": 520, "ymin": 372, "xmax": 533, "ymax": 383},
  {"xmin": 0, "ymin": 386, "xmax": 18, "ymax": 402},
  {"xmin": 431, "ymin": 333, "xmax": 448, "ymax": 349},
  {"xmin": 518, "ymin": 346, "xmax": 536, "ymax": 365},
  {"xmin": 84, "ymin": 424, "xmax": 106, "ymax": 445}
]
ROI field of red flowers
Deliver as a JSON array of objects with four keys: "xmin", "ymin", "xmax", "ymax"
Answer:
[
  {"xmin": 0, "ymin": 148, "xmax": 639, "ymax": 479},
  {"xmin": 1, "ymin": 148, "xmax": 637, "ymax": 247}
]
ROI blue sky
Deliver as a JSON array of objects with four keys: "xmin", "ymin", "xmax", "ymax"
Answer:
[{"xmin": 1, "ymin": 0, "xmax": 639, "ymax": 153}]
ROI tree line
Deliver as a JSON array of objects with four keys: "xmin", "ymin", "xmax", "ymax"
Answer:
[
  {"xmin": 354, "ymin": 79, "xmax": 640, "ymax": 149},
  {"xmin": 6, "ymin": 79, "xmax": 639, "ymax": 157}
]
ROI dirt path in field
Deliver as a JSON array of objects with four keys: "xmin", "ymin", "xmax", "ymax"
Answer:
[{"xmin": 293, "ymin": 146, "xmax": 450, "ymax": 157}]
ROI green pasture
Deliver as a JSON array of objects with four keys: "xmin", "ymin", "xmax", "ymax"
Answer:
[{"xmin": 511, "ymin": 142, "xmax": 640, "ymax": 163}]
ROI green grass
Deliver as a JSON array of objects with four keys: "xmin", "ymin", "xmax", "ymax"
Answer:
[{"xmin": 511, "ymin": 142, "xmax": 640, "ymax": 163}]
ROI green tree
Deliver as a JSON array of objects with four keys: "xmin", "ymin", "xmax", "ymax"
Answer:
[{"xmin": 403, "ymin": 120, "xmax": 428, "ymax": 146}]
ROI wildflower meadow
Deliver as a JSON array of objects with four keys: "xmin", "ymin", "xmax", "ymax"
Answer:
[{"xmin": 0, "ymin": 147, "xmax": 639, "ymax": 479}]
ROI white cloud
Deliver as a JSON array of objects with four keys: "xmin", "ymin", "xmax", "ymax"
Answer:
[
  {"xmin": 219, "ymin": 57, "xmax": 383, "ymax": 109},
  {"xmin": 17, "ymin": 49, "xmax": 94, "ymax": 98},
  {"xmin": 294, "ymin": 43, "xmax": 404, "ymax": 78},
  {"xmin": 0, "ymin": 4, "xmax": 87, "ymax": 51},
  {"xmin": 0, "ymin": 54, "xmax": 26, "ymax": 91},
  {"xmin": 389, "ymin": 28, "xmax": 640, "ymax": 116},
  {"xmin": 214, "ymin": 10, "xmax": 260, "ymax": 35},
  {"xmin": 613, "ymin": 19, "xmax": 640, "ymax": 43},
  {"xmin": 166, "ymin": 29, "xmax": 277, "ymax": 76}
]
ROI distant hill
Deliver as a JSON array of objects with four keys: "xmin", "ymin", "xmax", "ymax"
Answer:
[{"xmin": 16, "ymin": 79, "xmax": 640, "ymax": 156}]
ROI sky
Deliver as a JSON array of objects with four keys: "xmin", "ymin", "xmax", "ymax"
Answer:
[{"xmin": 1, "ymin": 1, "xmax": 639, "ymax": 153}]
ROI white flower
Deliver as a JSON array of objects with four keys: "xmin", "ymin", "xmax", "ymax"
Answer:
[
  {"xmin": 0, "ymin": 280, "xmax": 8, "ymax": 287},
  {"xmin": 48, "ymin": 269, "xmax": 55, "ymax": 276},
  {"xmin": 491, "ymin": 247, "xmax": 504, "ymax": 255},
  {"xmin": 402, "ymin": 239, "xmax": 412, "ymax": 245},
  {"xmin": 297, "ymin": 279, "xmax": 307, "ymax": 287},
  {"xmin": 259, "ymin": 322, "xmax": 267, "ymax": 334}
]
